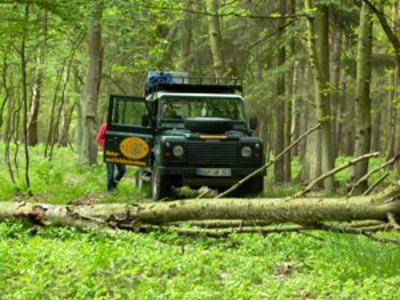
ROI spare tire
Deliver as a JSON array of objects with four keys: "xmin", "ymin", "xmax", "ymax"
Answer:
[{"xmin": 184, "ymin": 117, "xmax": 233, "ymax": 134}]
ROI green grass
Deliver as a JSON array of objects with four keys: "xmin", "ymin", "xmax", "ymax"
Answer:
[
  {"xmin": 1, "ymin": 144, "xmax": 400, "ymax": 299},
  {"xmin": 0, "ymin": 144, "xmax": 144, "ymax": 204},
  {"xmin": 0, "ymin": 222, "xmax": 399, "ymax": 300}
]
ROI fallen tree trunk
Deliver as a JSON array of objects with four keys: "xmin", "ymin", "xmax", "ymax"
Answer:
[{"xmin": 1, "ymin": 181, "xmax": 400, "ymax": 233}]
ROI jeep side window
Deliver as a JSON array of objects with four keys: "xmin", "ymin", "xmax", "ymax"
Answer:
[{"xmin": 112, "ymin": 98, "xmax": 148, "ymax": 126}]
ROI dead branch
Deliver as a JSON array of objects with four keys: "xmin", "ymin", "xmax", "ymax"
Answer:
[
  {"xmin": 289, "ymin": 152, "xmax": 380, "ymax": 199},
  {"xmin": 349, "ymin": 155, "xmax": 399, "ymax": 197},
  {"xmin": 363, "ymin": 172, "xmax": 389, "ymax": 196},
  {"xmin": 319, "ymin": 223, "xmax": 400, "ymax": 245},
  {"xmin": 388, "ymin": 213, "xmax": 400, "ymax": 232},
  {"xmin": 215, "ymin": 123, "xmax": 321, "ymax": 199}
]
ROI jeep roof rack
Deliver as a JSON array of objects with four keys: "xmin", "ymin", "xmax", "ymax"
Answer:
[{"xmin": 145, "ymin": 76, "xmax": 243, "ymax": 97}]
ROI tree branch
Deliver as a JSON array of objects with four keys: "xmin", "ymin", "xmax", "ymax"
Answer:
[
  {"xmin": 289, "ymin": 152, "xmax": 380, "ymax": 199},
  {"xmin": 363, "ymin": 171, "xmax": 389, "ymax": 196},
  {"xmin": 348, "ymin": 155, "xmax": 399, "ymax": 197},
  {"xmin": 214, "ymin": 123, "xmax": 321, "ymax": 199}
]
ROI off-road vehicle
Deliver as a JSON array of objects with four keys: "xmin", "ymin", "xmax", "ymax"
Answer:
[{"xmin": 104, "ymin": 74, "xmax": 265, "ymax": 200}]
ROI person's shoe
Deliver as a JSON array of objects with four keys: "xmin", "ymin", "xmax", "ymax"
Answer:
[{"xmin": 113, "ymin": 180, "xmax": 118, "ymax": 189}]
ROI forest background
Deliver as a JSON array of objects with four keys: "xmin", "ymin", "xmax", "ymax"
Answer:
[
  {"xmin": 1, "ymin": 0, "xmax": 400, "ymax": 196},
  {"xmin": 1, "ymin": 0, "xmax": 400, "ymax": 299}
]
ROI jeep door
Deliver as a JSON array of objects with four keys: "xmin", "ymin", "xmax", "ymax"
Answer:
[{"xmin": 105, "ymin": 95, "xmax": 153, "ymax": 167}]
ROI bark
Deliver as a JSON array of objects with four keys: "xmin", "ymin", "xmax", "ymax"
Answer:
[
  {"xmin": 206, "ymin": 0, "xmax": 226, "ymax": 77},
  {"xmin": 3, "ymin": 180, "xmax": 400, "ymax": 231},
  {"xmin": 315, "ymin": 2, "xmax": 334, "ymax": 192},
  {"xmin": 298, "ymin": 65, "xmax": 309, "ymax": 162},
  {"xmin": 304, "ymin": 0, "xmax": 333, "ymax": 189},
  {"xmin": 275, "ymin": 0, "xmax": 287, "ymax": 183},
  {"xmin": 352, "ymin": 2, "xmax": 373, "ymax": 193},
  {"xmin": 27, "ymin": 12, "xmax": 46, "ymax": 146},
  {"xmin": 371, "ymin": 100, "xmax": 382, "ymax": 152},
  {"xmin": 179, "ymin": 3, "xmax": 193, "ymax": 71},
  {"xmin": 386, "ymin": 1, "xmax": 398, "ymax": 159},
  {"xmin": 27, "ymin": 54, "xmax": 42, "ymax": 146},
  {"xmin": 58, "ymin": 100, "xmax": 75, "ymax": 147},
  {"xmin": 343, "ymin": 89, "xmax": 355, "ymax": 156},
  {"xmin": 79, "ymin": 1, "xmax": 103, "ymax": 165},
  {"xmin": 336, "ymin": 71, "xmax": 347, "ymax": 156},
  {"xmin": 73, "ymin": 67, "xmax": 83, "ymax": 149},
  {"xmin": 284, "ymin": 0, "xmax": 296, "ymax": 181},
  {"xmin": 21, "ymin": 4, "xmax": 31, "ymax": 195},
  {"xmin": 386, "ymin": 73, "xmax": 396, "ymax": 158},
  {"xmin": 331, "ymin": 28, "xmax": 342, "ymax": 160},
  {"xmin": 0, "ymin": 57, "xmax": 9, "ymax": 138}
]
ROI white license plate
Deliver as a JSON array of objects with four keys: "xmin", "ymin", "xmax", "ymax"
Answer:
[{"xmin": 196, "ymin": 168, "xmax": 231, "ymax": 177}]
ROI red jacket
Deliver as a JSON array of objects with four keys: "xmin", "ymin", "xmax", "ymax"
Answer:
[{"xmin": 97, "ymin": 123, "xmax": 107, "ymax": 150}]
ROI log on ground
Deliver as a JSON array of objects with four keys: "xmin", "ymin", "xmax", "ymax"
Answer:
[{"xmin": 0, "ymin": 181, "xmax": 400, "ymax": 231}]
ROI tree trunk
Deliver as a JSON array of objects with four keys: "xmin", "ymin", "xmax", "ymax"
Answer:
[
  {"xmin": 79, "ymin": 1, "xmax": 103, "ymax": 165},
  {"xmin": 371, "ymin": 99, "xmax": 382, "ymax": 152},
  {"xmin": 336, "ymin": 71, "xmax": 347, "ymax": 157},
  {"xmin": 27, "ymin": 55, "xmax": 42, "ymax": 147},
  {"xmin": 386, "ymin": 73, "xmax": 396, "ymax": 158},
  {"xmin": 331, "ymin": 28, "xmax": 343, "ymax": 160},
  {"xmin": 59, "ymin": 99, "xmax": 75, "ymax": 147},
  {"xmin": 27, "ymin": 12, "xmax": 46, "ymax": 147},
  {"xmin": 21, "ymin": 5, "xmax": 31, "ymax": 195},
  {"xmin": 343, "ymin": 95, "xmax": 355, "ymax": 156},
  {"xmin": 206, "ymin": 0, "xmax": 226, "ymax": 78},
  {"xmin": 304, "ymin": 0, "xmax": 333, "ymax": 191},
  {"xmin": 284, "ymin": 0, "xmax": 296, "ymax": 181},
  {"xmin": 275, "ymin": 0, "xmax": 287, "ymax": 183},
  {"xmin": 179, "ymin": 3, "xmax": 193, "ymax": 71},
  {"xmin": 352, "ymin": 2, "xmax": 373, "ymax": 193},
  {"xmin": 385, "ymin": 1, "xmax": 398, "ymax": 159},
  {"xmin": 3, "ymin": 180, "xmax": 400, "ymax": 231},
  {"xmin": 298, "ymin": 65, "xmax": 309, "ymax": 162},
  {"xmin": 316, "ymin": 3, "xmax": 334, "ymax": 192}
]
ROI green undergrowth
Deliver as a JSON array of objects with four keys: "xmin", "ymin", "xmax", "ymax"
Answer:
[
  {"xmin": 0, "ymin": 144, "xmax": 144, "ymax": 204},
  {"xmin": 1, "ymin": 144, "xmax": 400, "ymax": 299},
  {"xmin": 0, "ymin": 144, "xmax": 395, "ymax": 202},
  {"xmin": 0, "ymin": 222, "xmax": 399, "ymax": 300}
]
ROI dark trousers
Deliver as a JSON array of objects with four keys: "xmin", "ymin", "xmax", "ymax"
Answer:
[{"xmin": 107, "ymin": 163, "xmax": 126, "ymax": 193}]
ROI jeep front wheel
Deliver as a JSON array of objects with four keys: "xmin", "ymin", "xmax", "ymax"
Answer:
[{"xmin": 151, "ymin": 161, "xmax": 171, "ymax": 200}]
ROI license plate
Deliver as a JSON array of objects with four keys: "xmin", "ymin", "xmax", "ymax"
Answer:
[{"xmin": 196, "ymin": 168, "xmax": 231, "ymax": 177}]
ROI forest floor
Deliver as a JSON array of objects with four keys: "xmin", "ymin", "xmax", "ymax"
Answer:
[{"xmin": 0, "ymin": 144, "xmax": 400, "ymax": 299}]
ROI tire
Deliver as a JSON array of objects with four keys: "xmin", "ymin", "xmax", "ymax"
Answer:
[
  {"xmin": 151, "ymin": 161, "xmax": 171, "ymax": 200},
  {"xmin": 184, "ymin": 117, "xmax": 233, "ymax": 133},
  {"xmin": 233, "ymin": 176, "xmax": 264, "ymax": 198},
  {"xmin": 135, "ymin": 169, "xmax": 143, "ymax": 192}
]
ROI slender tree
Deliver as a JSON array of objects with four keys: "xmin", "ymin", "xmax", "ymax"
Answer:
[
  {"xmin": 79, "ymin": 1, "xmax": 103, "ymax": 165},
  {"xmin": 206, "ymin": 0, "xmax": 226, "ymax": 78},
  {"xmin": 352, "ymin": 2, "xmax": 373, "ymax": 193},
  {"xmin": 304, "ymin": 0, "xmax": 334, "ymax": 193},
  {"xmin": 275, "ymin": 0, "xmax": 287, "ymax": 183}
]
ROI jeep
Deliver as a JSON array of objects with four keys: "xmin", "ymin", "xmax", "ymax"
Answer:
[{"xmin": 104, "ymin": 74, "xmax": 265, "ymax": 200}]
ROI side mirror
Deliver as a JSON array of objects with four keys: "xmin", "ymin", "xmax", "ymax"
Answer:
[
  {"xmin": 142, "ymin": 115, "xmax": 150, "ymax": 127},
  {"xmin": 249, "ymin": 117, "xmax": 258, "ymax": 130}
]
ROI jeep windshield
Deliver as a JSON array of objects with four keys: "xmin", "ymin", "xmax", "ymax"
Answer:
[{"xmin": 160, "ymin": 96, "xmax": 245, "ymax": 124}]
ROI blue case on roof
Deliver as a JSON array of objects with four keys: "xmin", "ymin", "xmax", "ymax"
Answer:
[{"xmin": 146, "ymin": 72, "xmax": 176, "ymax": 89}]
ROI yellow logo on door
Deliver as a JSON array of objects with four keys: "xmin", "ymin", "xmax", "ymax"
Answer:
[{"xmin": 120, "ymin": 137, "xmax": 149, "ymax": 160}]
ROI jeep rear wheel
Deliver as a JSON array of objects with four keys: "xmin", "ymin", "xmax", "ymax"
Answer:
[
  {"xmin": 151, "ymin": 161, "xmax": 171, "ymax": 200},
  {"xmin": 135, "ymin": 169, "xmax": 143, "ymax": 192}
]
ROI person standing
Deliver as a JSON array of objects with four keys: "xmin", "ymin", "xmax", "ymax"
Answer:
[{"xmin": 97, "ymin": 123, "xmax": 126, "ymax": 193}]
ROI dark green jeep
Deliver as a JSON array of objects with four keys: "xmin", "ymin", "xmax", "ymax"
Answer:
[{"xmin": 104, "ymin": 75, "xmax": 265, "ymax": 200}]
